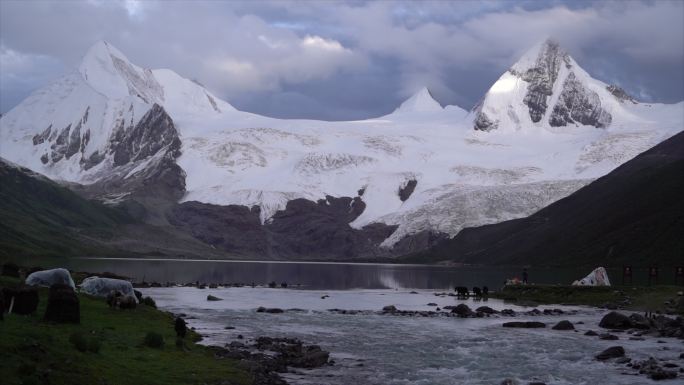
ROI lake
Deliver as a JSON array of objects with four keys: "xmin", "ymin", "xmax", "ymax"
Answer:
[{"xmin": 8, "ymin": 257, "xmax": 647, "ymax": 289}]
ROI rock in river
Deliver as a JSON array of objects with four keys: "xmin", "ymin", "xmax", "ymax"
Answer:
[
  {"xmin": 551, "ymin": 320, "xmax": 574, "ymax": 330},
  {"xmin": 595, "ymin": 346, "xmax": 625, "ymax": 360},
  {"xmin": 599, "ymin": 312, "xmax": 631, "ymax": 329},
  {"xmin": 502, "ymin": 321, "xmax": 546, "ymax": 328}
]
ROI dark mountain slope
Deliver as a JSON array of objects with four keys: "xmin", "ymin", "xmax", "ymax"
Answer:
[
  {"xmin": 0, "ymin": 159, "xmax": 227, "ymax": 259},
  {"xmin": 0, "ymin": 159, "xmax": 133, "ymax": 257},
  {"xmin": 405, "ymin": 131, "xmax": 684, "ymax": 267}
]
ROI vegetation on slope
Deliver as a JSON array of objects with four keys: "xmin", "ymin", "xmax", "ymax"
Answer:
[{"xmin": 0, "ymin": 276, "xmax": 250, "ymax": 385}]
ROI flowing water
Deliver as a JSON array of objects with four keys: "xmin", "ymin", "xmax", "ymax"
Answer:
[{"xmin": 143, "ymin": 287, "xmax": 682, "ymax": 385}]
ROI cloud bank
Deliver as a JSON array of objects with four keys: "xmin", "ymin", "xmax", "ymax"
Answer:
[{"xmin": 1, "ymin": 0, "xmax": 682, "ymax": 119}]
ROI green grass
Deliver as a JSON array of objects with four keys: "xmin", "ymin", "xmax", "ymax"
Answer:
[
  {"xmin": 492, "ymin": 284, "xmax": 684, "ymax": 314},
  {"xmin": 0, "ymin": 277, "xmax": 251, "ymax": 385}
]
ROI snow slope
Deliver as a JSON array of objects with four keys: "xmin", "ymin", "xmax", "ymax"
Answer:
[{"xmin": 1, "ymin": 39, "xmax": 682, "ymax": 249}]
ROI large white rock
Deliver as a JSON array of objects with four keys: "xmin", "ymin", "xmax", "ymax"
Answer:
[
  {"xmin": 572, "ymin": 267, "xmax": 611, "ymax": 286},
  {"xmin": 80, "ymin": 276, "xmax": 137, "ymax": 302},
  {"xmin": 25, "ymin": 268, "xmax": 75, "ymax": 289}
]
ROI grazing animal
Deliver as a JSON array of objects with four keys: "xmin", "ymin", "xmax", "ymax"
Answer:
[
  {"xmin": 455, "ymin": 286, "xmax": 469, "ymax": 297},
  {"xmin": 175, "ymin": 317, "xmax": 187, "ymax": 338},
  {"xmin": 106, "ymin": 290, "xmax": 136, "ymax": 309},
  {"xmin": 472, "ymin": 287, "xmax": 482, "ymax": 297}
]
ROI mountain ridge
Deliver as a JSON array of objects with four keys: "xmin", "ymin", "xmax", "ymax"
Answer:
[{"xmin": 1, "ymin": 40, "xmax": 682, "ymax": 260}]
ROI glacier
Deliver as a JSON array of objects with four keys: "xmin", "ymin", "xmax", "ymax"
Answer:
[{"xmin": 0, "ymin": 39, "xmax": 682, "ymax": 254}]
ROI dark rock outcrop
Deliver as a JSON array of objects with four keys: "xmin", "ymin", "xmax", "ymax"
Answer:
[
  {"xmin": 111, "ymin": 104, "xmax": 180, "ymax": 167},
  {"xmin": 169, "ymin": 193, "xmax": 445, "ymax": 260},
  {"xmin": 607, "ymin": 85, "xmax": 637, "ymax": 104},
  {"xmin": 398, "ymin": 179, "xmax": 417, "ymax": 202},
  {"xmin": 44, "ymin": 284, "xmax": 80, "ymax": 323},
  {"xmin": 473, "ymin": 110, "xmax": 497, "ymax": 132},
  {"xmin": 549, "ymin": 72, "xmax": 611, "ymax": 128},
  {"xmin": 520, "ymin": 40, "xmax": 567, "ymax": 123}
]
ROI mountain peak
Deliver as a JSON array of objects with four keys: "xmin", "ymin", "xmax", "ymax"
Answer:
[
  {"xmin": 79, "ymin": 40, "xmax": 163, "ymax": 103},
  {"xmin": 474, "ymin": 38, "xmax": 616, "ymax": 131},
  {"xmin": 510, "ymin": 38, "xmax": 570, "ymax": 74},
  {"xmin": 394, "ymin": 87, "xmax": 442, "ymax": 113}
]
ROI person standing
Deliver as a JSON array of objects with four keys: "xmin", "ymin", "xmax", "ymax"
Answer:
[{"xmin": 522, "ymin": 268, "xmax": 529, "ymax": 284}]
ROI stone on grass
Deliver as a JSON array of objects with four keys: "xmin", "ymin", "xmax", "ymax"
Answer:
[
  {"xmin": 207, "ymin": 295, "xmax": 222, "ymax": 301},
  {"xmin": 2, "ymin": 286, "xmax": 39, "ymax": 315},
  {"xmin": 44, "ymin": 284, "xmax": 79, "ymax": 323}
]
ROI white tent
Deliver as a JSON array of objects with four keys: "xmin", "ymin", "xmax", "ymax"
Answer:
[
  {"xmin": 25, "ymin": 268, "xmax": 76, "ymax": 289},
  {"xmin": 80, "ymin": 276, "xmax": 138, "ymax": 302},
  {"xmin": 572, "ymin": 267, "xmax": 611, "ymax": 286}
]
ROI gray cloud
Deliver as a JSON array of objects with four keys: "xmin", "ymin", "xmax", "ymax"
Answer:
[{"xmin": 1, "ymin": 0, "xmax": 682, "ymax": 119}]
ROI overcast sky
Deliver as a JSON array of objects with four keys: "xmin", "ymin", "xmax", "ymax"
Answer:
[{"xmin": 1, "ymin": 0, "xmax": 682, "ymax": 120}]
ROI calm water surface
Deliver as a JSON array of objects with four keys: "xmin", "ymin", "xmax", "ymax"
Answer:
[{"xmin": 13, "ymin": 257, "xmax": 649, "ymax": 289}]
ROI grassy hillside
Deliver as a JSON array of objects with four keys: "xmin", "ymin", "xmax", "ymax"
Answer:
[
  {"xmin": 0, "ymin": 160, "xmax": 135, "ymax": 258},
  {"xmin": 0, "ymin": 276, "xmax": 250, "ymax": 385},
  {"xmin": 406, "ymin": 131, "xmax": 684, "ymax": 267}
]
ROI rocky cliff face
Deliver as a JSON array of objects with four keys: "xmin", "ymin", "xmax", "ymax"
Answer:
[
  {"xmin": 474, "ymin": 39, "xmax": 615, "ymax": 131},
  {"xmin": 168, "ymin": 194, "xmax": 445, "ymax": 260},
  {"xmin": 519, "ymin": 40, "xmax": 569, "ymax": 123},
  {"xmin": 549, "ymin": 73, "xmax": 612, "ymax": 128}
]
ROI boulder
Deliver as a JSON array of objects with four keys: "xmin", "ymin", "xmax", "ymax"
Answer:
[
  {"xmin": 207, "ymin": 295, "xmax": 222, "ymax": 301},
  {"xmin": 599, "ymin": 311, "xmax": 631, "ymax": 329},
  {"xmin": 25, "ymin": 268, "xmax": 75, "ymax": 289},
  {"xmin": 552, "ymin": 320, "xmax": 574, "ymax": 330},
  {"xmin": 256, "ymin": 307, "xmax": 284, "ymax": 313},
  {"xmin": 451, "ymin": 304, "xmax": 473, "ymax": 317},
  {"xmin": 382, "ymin": 305, "xmax": 398, "ymax": 313},
  {"xmin": 584, "ymin": 330, "xmax": 598, "ymax": 336},
  {"xmin": 502, "ymin": 321, "xmax": 546, "ymax": 328},
  {"xmin": 44, "ymin": 284, "xmax": 80, "ymax": 323},
  {"xmin": 80, "ymin": 276, "xmax": 138, "ymax": 303},
  {"xmin": 628, "ymin": 313, "xmax": 651, "ymax": 330},
  {"xmin": 599, "ymin": 333, "xmax": 619, "ymax": 340},
  {"xmin": 2, "ymin": 286, "xmax": 39, "ymax": 315},
  {"xmin": 294, "ymin": 346, "xmax": 330, "ymax": 368},
  {"xmin": 476, "ymin": 306, "xmax": 498, "ymax": 314},
  {"xmin": 595, "ymin": 346, "xmax": 625, "ymax": 360}
]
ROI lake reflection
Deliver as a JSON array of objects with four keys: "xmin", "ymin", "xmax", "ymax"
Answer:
[{"xmin": 11, "ymin": 257, "xmax": 625, "ymax": 290}]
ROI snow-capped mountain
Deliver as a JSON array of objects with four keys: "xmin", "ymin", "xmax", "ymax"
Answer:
[
  {"xmin": 474, "ymin": 40, "xmax": 637, "ymax": 131},
  {"xmin": 1, "ymin": 39, "xmax": 682, "ymax": 258}
]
